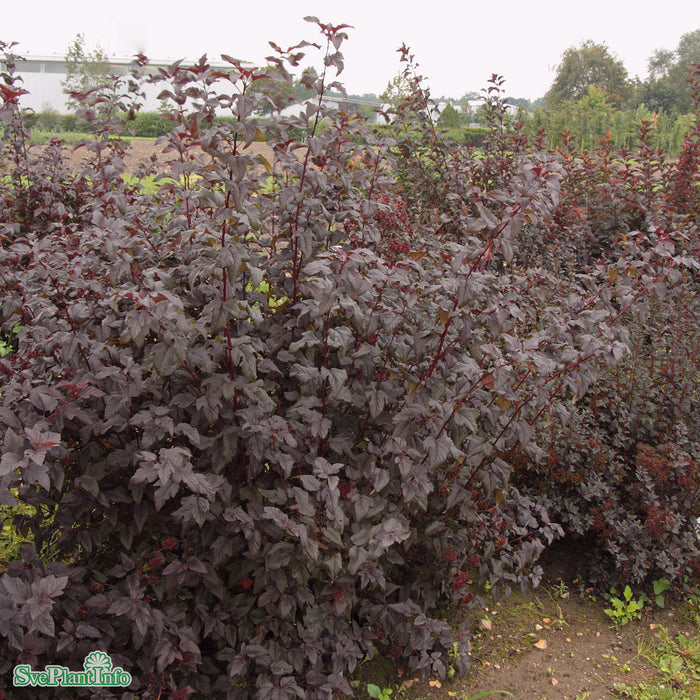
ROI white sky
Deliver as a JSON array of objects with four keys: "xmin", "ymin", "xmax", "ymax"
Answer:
[{"xmin": 4, "ymin": 1, "xmax": 699, "ymax": 100}]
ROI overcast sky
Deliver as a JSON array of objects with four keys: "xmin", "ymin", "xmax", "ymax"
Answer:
[{"xmin": 4, "ymin": 1, "xmax": 699, "ymax": 100}]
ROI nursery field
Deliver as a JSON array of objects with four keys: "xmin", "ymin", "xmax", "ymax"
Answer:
[
  {"xmin": 1, "ymin": 23, "xmax": 699, "ymax": 700},
  {"xmin": 30, "ymin": 137, "xmax": 275, "ymax": 176}
]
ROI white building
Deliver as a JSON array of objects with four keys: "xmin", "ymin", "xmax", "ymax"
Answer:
[
  {"xmin": 10, "ymin": 56, "xmax": 381, "ymax": 122},
  {"xmin": 9, "ymin": 55, "xmax": 255, "ymax": 114}
]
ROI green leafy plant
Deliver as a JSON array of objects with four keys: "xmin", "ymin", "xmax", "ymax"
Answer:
[
  {"xmin": 615, "ymin": 623, "xmax": 700, "ymax": 698},
  {"xmin": 447, "ymin": 640, "xmax": 461, "ymax": 679},
  {"xmin": 551, "ymin": 579, "xmax": 570, "ymax": 600},
  {"xmin": 654, "ymin": 578, "xmax": 672, "ymax": 608},
  {"xmin": 604, "ymin": 585, "xmax": 648, "ymax": 626},
  {"xmin": 366, "ymin": 684, "xmax": 394, "ymax": 700},
  {"xmin": 649, "ymin": 627, "xmax": 700, "ymax": 686},
  {"xmin": 614, "ymin": 682, "xmax": 694, "ymax": 699}
]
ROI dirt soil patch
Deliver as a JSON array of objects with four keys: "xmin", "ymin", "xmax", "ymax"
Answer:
[
  {"xmin": 30, "ymin": 136, "xmax": 276, "ymax": 175},
  {"xmin": 120, "ymin": 137, "xmax": 276, "ymax": 174}
]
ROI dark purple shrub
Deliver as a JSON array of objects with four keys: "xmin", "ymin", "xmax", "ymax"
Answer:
[
  {"xmin": 379, "ymin": 54, "xmax": 700, "ymax": 590},
  {"xmin": 515, "ymin": 235, "xmax": 700, "ymax": 585},
  {"xmin": 1, "ymin": 25, "xmax": 695, "ymax": 700},
  {"xmin": 513, "ymin": 84, "xmax": 700, "ymax": 587}
]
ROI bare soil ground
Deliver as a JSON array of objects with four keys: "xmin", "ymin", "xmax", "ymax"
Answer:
[
  {"xmin": 38, "ymin": 137, "xmax": 276, "ymax": 175},
  {"xmin": 124, "ymin": 137, "xmax": 276, "ymax": 173}
]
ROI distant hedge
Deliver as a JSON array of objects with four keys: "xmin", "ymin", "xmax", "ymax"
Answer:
[
  {"xmin": 124, "ymin": 111, "xmax": 176, "ymax": 137},
  {"xmin": 371, "ymin": 122, "xmax": 488, "ymax": 148},
  {"xmin": 24, "ymin": 110, "xmax": 282, "ymax": 139},
  {"xmin": 441, "ymin": 125, "xmax": 488, "ymax": 147}
]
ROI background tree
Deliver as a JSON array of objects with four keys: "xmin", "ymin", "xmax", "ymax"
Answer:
[
  {"xmin": 460, "ymin": 101, "xmax": 476, "ymax": 124},
  {"xmin": 557, "ymin": 85, "xmax": 615, "ymax": 150},
  {"xmin": 62, "ymin": 33, "xmax": 110, "ymax": 111},
  {"xmin": 636, "ymin": 29, "xmax": 700, "ymax": 113},
  {"xmin": 438, "ymin": 102, "xmax": 461, "ymax": 128},
  {"xmin": 380, "ymin": 73, "xmax": 412, "ymax": 107},
  {"xmin": 546, "ymin": 40, "xmax": 631, "ymax": 108}
]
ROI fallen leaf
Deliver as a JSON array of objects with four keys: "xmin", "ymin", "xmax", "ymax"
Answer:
[
  {"xmin": 429, "ymin": 680, "xmax": 442, "ymax": 688},
  {"xmin": 534, "ymin": 639, "xmax": 548, "ymax": 650},
  {"xmin": 479, "ymin": 617, "xmax": 492, "ymax": 631}
]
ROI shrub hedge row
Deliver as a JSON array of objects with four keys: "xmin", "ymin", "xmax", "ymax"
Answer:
[{"xmin": 0, "ymin": 27, "xmax": 698, "ymax": 699}]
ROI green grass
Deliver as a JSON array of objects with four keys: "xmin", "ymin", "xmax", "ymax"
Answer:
[
  {"xmin": 614, "ymin": 600, "xmax": 700, "ymax": 699},
  {"xmin": 28, "ymin": 130, "xmax": 89, "ymax": 146},
  {"xmin": 28, "ymin": 130, "xmax": 160, "ymax": 146},
  {"xmin": 120, "ymin": 172, "xmax": 178, "ymax": 194}
]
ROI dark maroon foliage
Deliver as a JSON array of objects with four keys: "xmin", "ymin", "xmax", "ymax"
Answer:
[
  {"xmin": 385, "ymin": 54, "xmax": 700, "ymax": 592},
  {"xmin": 510, "ymin": 73, "xmax": 700, "ymax": 586},
  {"xmin": 0, "ymin": 28, "xmax": 698, "ymax": 699}
]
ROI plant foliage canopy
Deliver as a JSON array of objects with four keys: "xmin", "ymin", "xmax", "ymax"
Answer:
[{"xmin": 0, "ymin": 22, "xmax": 699, "ymax": 700}]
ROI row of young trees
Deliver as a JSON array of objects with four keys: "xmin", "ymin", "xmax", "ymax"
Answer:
[
  {"xmin": 1, "ymin": 20, "xmax": 699, "ymax": 699},
  {"xmin": 530, "ymin": 30, "xmax": 700, "ymax": 152},
  {"xmin": 525, "ymin": 89, "xmax": 697, "ymax": 153},
  {"xmin": 430, "ymin": 30, "xmax": 700, "ymax": 153}
]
